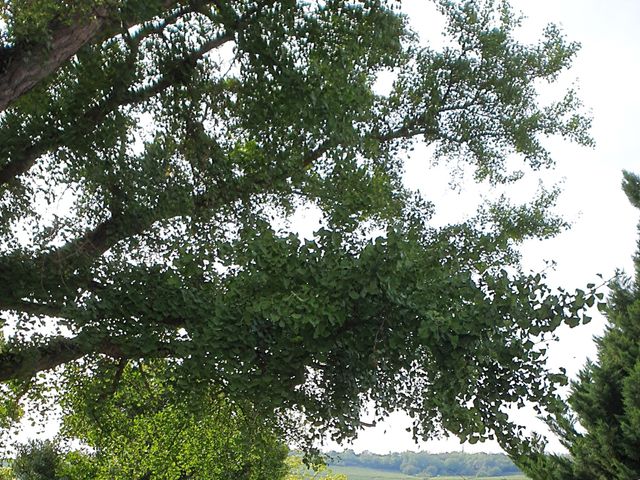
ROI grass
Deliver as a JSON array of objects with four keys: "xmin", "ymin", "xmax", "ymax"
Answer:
[
  {"xmin": 326, "ymin": 466, "xmax": 417, "ymax": 479},
  {"xmin": 325, "ymin": 466, "xmax": 528, "ymax": 480}
]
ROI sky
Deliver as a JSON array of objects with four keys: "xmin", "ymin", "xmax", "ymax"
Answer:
[{"xmin": 326, "ymin": 0, "xmax": 640, "ymax": 455}]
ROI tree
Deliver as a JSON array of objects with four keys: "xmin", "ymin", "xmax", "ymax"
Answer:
[
  {"xmin": 1, "ymin": 0, "xmax": 594, "ymax": 454},
  {"xmin": 516, "ymin": 172, "xmax": 640, "ymax": 480},
  {"xmin": 11, "ymin": 439, "xmax": 60, "ymax": 480},
  {"xmin": 326, "ymin": 450, "xmax": 521, "ymax": 477},
  {"xmin": 285, "ymin": 456, "xmax": 347, "ymax": 480},
  {"xmin": 56, "ymin": 360, "xmax": 290, "ymax": 479}
]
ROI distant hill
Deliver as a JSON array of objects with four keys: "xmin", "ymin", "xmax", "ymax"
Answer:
[
  {"xmin": 325, "ymin": 450, "xmax": 523, "ymax": 478},
  {"xmin": 327, "ymin": 465, "xmax": 526, "ymax": 480}
]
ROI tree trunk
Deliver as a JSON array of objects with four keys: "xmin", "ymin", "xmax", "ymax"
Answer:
[{"xmin": 0, "ymin": 10, "xmax": 109, "ymax": 113}]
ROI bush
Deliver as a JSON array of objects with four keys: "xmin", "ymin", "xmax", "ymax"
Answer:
[
  {"xmin": 0, "ymin": 467, "xmax": 14, "ymax": 480},
  {"xmin": 12, "ymin": 440, "xmax": 59, "ymax": 480}
]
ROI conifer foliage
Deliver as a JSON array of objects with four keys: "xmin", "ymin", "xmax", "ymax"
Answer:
[{"xmin": 518, "ymin": 172, "xmax": 640, "ymax": 480}]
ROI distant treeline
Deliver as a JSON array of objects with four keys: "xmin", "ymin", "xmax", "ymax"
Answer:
[{"xmin": 326, "ymin": 450, "xmax": 522, "ymax": 477}]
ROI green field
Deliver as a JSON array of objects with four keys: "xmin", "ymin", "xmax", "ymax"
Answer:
[
  {"xmin": 328, "ymin": 466, "xmax": 416, "ymax": 479},
  {"xmin": 327, "ymin": 466, "xmax": 527, "ymax": 480}
]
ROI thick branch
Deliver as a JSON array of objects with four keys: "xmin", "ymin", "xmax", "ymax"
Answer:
[
  {"xmin": 0, "ymin": 4, "xmax": 261, "ymax": 187},
  {"xmin": 0, "ymin": 143, "xmax": 45, "ymax": 185},
  {"xmin": 0, "ymin": 334, "xmax": 184, "ymax": 382},
  {"xmin": 0, "ymin": 7, "xmax": 115, "ymax": 113},
  {"xmin": 51, "ymin": 212, "xmax": 136, "ymax": 261},
  {"xmin": 0, "ymin": 1, "xmax": 179, "ymax": 113},
  {"xmin": 0, "ymin": 336, "xmax": 99, "ymax": 382},
  {"xmin": 0, "ymin": 212, "xmax": 155, "ymax": 310}
]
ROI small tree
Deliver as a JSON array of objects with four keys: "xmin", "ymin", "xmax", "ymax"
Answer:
[
  {"xmin": 285, "ymin": 456, "xmax": 347, "ymax": 480},
  {"xmin": 12, "ymin": 440, "xmax": 60, "ymax": 480},
  {"xmin": 59, "ymin": 360, "xmax": 290, "ymax": 480}
]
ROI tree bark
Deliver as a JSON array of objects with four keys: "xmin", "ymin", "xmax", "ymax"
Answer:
[
  {"xmin": 0, "ymin": 0, "xmax": 179, "ymax": 113},
  {"xmin": 0, "ymin": 336, "xmax": 101, "ymax": 382},
  {"xmin": 0, "ymin": 334, "xmax": 184, "ymax": 382},
  {"xmin": 0, "ymin": 10, "xmax": 110, "ymax": 113}
]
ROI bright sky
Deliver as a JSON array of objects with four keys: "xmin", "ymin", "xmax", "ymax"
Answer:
[{"xmin": 327, "ymin": 0, "xmax": 640, "ymax": 455}]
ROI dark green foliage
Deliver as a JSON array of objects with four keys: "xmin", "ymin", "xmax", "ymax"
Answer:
[
  {"xmin": 515, "ymin": 172, "xmax": 640, "ymax": 479},
  {"xmin": 12, "ymin": 440, "xmax": 60, "ymax": 480}
]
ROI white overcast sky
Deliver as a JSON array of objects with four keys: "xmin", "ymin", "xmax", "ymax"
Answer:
[{"xmin": 325, "ymin": 0, "xmax": 640, "ymax": 455}]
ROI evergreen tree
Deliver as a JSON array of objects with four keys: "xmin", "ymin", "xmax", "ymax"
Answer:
[{"xmin": 518, "ymin": 171, "xmax": 640, "ymax": 480}]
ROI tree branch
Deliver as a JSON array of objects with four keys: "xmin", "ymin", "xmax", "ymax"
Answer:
[
  {"xmin": 0, "ymin": 336, "xmax": 96, "ymax": 382},
  {"xmin": 0, "ymin": 334, "xmax": 185, "ymax": 382},
  {"xmin": 0, "ymin": 211, "xmax": 156, "ymax": 311},
  {"xmin": 0, "ymin": 7, "xmax": 109, "ymax": 113},
  {"xmin": 54, "ymin": 211, "xmax": 141, "ymax": 260},
  {"xmin": 0, "ymin": 2, "xmax": 268, "ymax": 187},
  {"xmin": 0, "ymin": 299, "xmax": 66, "ymax": 318},
  {"xmin": 97, "ymin": 358, "xmax": 128, "ymax": 403},
  {"xmin": 0, "ymin": 32, "xmax": 234, "ymax": 187},
  {"xmin": 0, "ymin": 1, "xmax": 180, "ymax": 113},
  {"xmin": 303, "ymin": 142, "xmax": 331, "ymax": 168}
]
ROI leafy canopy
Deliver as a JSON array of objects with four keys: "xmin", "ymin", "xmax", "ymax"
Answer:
[
  {"xmin": 0, "ymin": 0, "xmax": 594, "ymax": 454},
  {"xmin": 59, "ymin": 360, "xmax": 290, "ymax": 479}
]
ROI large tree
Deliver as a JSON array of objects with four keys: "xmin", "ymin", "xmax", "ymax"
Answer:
[{"xmin": 1, "ymin": 0, "xmax": 595, "ymax": 454}]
